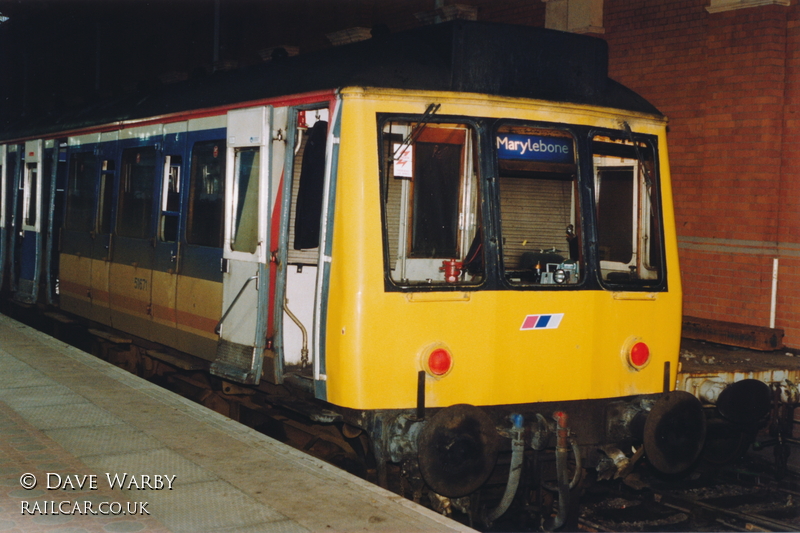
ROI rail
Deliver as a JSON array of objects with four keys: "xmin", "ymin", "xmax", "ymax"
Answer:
[{"xmin": 215, "ymin": 274, "xmax": 258, "ymax": 336}]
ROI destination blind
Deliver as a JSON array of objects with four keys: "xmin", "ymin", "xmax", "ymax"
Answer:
[{"xmin": 496, "ymin": 134, "xmax": 573, "ymax": 164}]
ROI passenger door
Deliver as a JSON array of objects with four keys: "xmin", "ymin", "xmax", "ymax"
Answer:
[
  {"xmin": 176, "ymin": 125, "xmax": 226, "ymax": 360},
  {"xmin": 108, "ymin": 129, "xmax": 161, "ymax": 338},
  {"xmin": 59, "ymin": 136, "xmax": 99, "ymax": 320},
  {"xmin": 43, "ymin": 140, "xmax": 67, "ymax": 305},
  {"xmin": 90, "ymin": 133, "xmax": 118, "ymax": 322},
  {"xmin": 211, "ymin": 106, "xmax": 274, "ymax": 384},
  {"xmin": 13, "ymin": 140, "xmax": 44, "ymax": 303},
  {"xmin": 151, "ymin": 122, "xmax": 187, "ymax": 346},
  {"xmin": 275, "ymin": 107, "xmax": 330, "ymax": 383},
  {"xmin": 273, "ymin": 102, "xmax": 339, "ymax": 399}
]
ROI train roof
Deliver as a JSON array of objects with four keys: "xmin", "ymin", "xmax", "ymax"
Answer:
[{"xmin": 0, "ymin": 20, "xmax": 661, "ymax": 142}]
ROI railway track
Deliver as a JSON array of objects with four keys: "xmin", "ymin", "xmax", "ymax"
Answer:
[{"xmin": 579, "ymin": 457, "xmax": 800, "ymax": 532}]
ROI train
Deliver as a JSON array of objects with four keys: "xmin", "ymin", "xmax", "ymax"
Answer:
[{"xmin": 1, "ymin": 19, "xmax": 784, "ymax": 529}]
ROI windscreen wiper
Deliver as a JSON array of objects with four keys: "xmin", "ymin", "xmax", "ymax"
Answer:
[
  {"xmin": 393, "ymin": 103, "xmax": 441, "ymax": 160},
  {"xmin": 620, "ymin": 120, "xmax": 653, "ymax": 190}
]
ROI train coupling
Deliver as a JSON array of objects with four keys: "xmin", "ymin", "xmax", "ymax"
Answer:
[
  {"xmin": 606, "ymin": 391, "xmax": 707, "ymax": 476},
  {"xmin": 386, "ymin": 404, "xmax": 499, "ymax": 500},
  {"xmin": 684, "ymin": 378, "xmax": 773, "ymax": 424}
]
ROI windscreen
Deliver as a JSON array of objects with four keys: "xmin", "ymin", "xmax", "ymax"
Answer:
[{"xmin": 380, "ymin": 120, "xmax": 482, "ymax": 287}]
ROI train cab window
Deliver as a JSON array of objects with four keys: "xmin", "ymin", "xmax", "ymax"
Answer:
[
  {"xmin": 380, "ymin": 120, "xmax": 482, "ymax": 287},
  {"xmin": 65, "ymin": 152, "xmax": 98, "ymax": 233},
  {"xmin": 231, "ymin": 147, "xmax": 260, "ymax": 254},
  {"xmin": 496, "ymin": 125, "xmax": 582, "ymax": 286},
  {"xmin": 160, "ymin": 155, "xmax": 181, "ymax": 242},
  {"xmin": 593, "ymin": 134, "xmax": 663, "ymax": 287},
  {"xmin": 97, "ymin": 160, "xmax": 115, "ymax": 235},
  {"xmin": 187, "ymin": 140, "xmax": 225, "ymax": 248},
  {"xmin": 118, "ymin": 146, "xmax": 156, "ymax": 239}
]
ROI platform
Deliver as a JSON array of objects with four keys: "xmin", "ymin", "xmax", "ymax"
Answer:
[{"xmin": 0, "ymin": 314, "xmax": 474, "ymax": 533}]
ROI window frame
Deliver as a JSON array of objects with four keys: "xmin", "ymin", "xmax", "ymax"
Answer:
[
  {"xmin": 590, "ymin": 128, "xmax": 667, "ymax": 291},
  {"xmin": 186, "ymin": 139, "xmax": 226, "ymax": 248},
  {"xmin": 20, "ymin": 140, "xmax": 43, "ymax": 233},
  {"xmin": 376, "ymin": 115, "xmax": 668, "ymax": 293},
  {"xmin": 116, "ymin": 145, "xmax": 158, "ymax": 240},
  {"xmin": 159, "ymin": 154, "xmax": 182, "ymax": 243},
  {"xmin": 229, "ymin": 146, "xmax": 261, "ymax": 255},
  {"xmin": 65, "ymin": 151, "xmax": 98, "ymax": 233},
  {"xmin": 492, "ymin": 120, "xmax": 585, "ymax": 289},
  {"xmin": 22, "ymin": 162, "xmax": 39, "ymax": 231},
  {"xmin": 378, "ymin": 114, "xmax": 485, "ymax": 290}
]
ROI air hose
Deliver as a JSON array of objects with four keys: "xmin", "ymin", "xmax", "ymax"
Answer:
[{"xmin": 485, "ymin": 414, "xmax": 524, "ymax": 526}]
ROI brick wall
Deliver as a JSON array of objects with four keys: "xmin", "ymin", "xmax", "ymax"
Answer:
[
  {"xmin": 778, "ymin": 7, "xmax": 800, "ymax": 346},
  {"xmin": 602, "ymin": 1, "xmax": 800, "ymax": 345}
]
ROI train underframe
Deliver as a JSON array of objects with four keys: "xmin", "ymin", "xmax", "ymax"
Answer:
[
  {"xmin": 1, "ymin": 303, "xmax": 696, "ymax": 527},
  {"xmin": 6, "ymin": 302, "xmax": 797, "ymax": 530}
]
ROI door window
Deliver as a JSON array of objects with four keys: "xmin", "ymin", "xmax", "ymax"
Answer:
[
  {"xmin": 118, "ymin": 146, "xmax": 157, "ymax": 239},
  {"xmin": 65, "ymin": 152, "xmax": 97, "ymax": 232},
  {"xmin": 160, "ymin": 155, "xmax": 182, "ymax": 242},
  {"xmin": 231, "ymin": 147, "xmax": 260, "ymax": 254},
  {"xmin": 23, "ymin": 163, "xmax": 38, "ymax": 229},
  {"xmin": 186, "ymin": 140, "xmax": 225, "ymax": 247}
]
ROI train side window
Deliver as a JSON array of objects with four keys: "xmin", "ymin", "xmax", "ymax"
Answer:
[
  {"xmin": 231, "ymin": 147, "xmax": 259, "ymax": 254},
  {"xmin": 97, "ymin": 160, "xmax": 115, "ymax": 235},
  {"xmin": 117, "ymin": 147, "xmax": 157, "ymax": 239},
  {"xmin": 593, "ymin": 134, "xmax": 663, "ymax": 287},
  {"xmin": 159, "ymin": 155, "xmax": 181, "ymax": 242},
  {"xmin": 496, "ymin": 125, "xmax": 581, "ymax": 286},
  {"xmin": 65, "ymin": 152, "xmax": 97, "ymax": 232},
  {"xmin": 380, "ymin": 120, "xmax": 482, "ymax": 286},
  {"xmin": 186, "ymin": 140, "xmax": 225, "ymax": 248}
]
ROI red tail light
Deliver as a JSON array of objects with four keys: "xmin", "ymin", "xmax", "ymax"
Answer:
[
  {"xmin": 627, "ymin": 340, "xmax": 650, "ymax": 370},
  {"xmin": 428, "ymin": 348, "xmax": 453, "ymax": 376}
]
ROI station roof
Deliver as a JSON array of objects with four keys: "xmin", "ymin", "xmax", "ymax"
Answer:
[{"xmin": 0, "ymin": 20, "xmax": 660, "ymax": 142}]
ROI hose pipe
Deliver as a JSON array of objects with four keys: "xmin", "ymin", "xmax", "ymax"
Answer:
[
  {"xmin": 485, "ymin": 414, "xmax": 524, "ymax": 527},
  {"xmin": 283, "ymin": 296, "xmax": 309, "ymax": 368},
  {"xmin": 569, "ymin": 438, "xmax": 582, "ymax": 490},
  {"xmin": 544, "ymin": 411, "xmax": 571, "ymax": 531}
]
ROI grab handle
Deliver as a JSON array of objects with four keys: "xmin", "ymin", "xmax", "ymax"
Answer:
[{"xmin": 215, "ymin": 275, "xmax": 258, "ymax": 336}]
